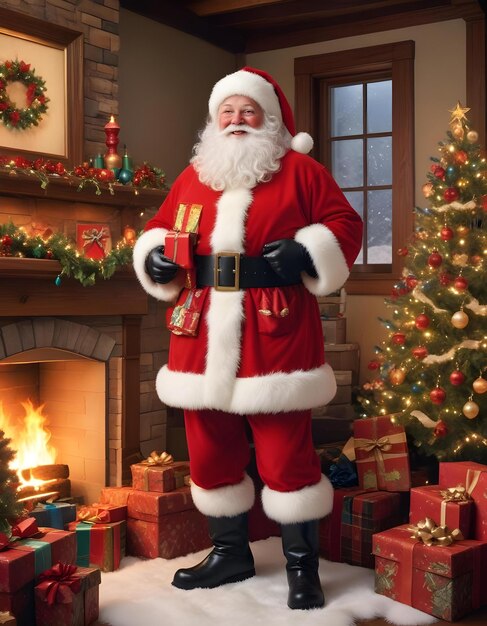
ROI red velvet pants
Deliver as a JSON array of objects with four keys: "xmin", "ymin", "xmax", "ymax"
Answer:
[{"xmin": 183, "ymin": 408, "xmax": 321, "ymax": 492}]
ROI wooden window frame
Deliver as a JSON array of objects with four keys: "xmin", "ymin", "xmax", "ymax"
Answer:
[{"xmin": 295, "ymin": 41, "xmax": 415, "ymax": 295}]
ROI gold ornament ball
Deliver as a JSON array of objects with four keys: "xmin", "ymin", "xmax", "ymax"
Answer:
[
  {"xmin": 463, "ymin": 400, "xmax": 480, "ymax": 419},
  {"xmin": 456, "ymin": 225, "xmax": 469, "ymax": 237},
  {"xmin": 473, "ymin": 377, "xmax": 487, "ymax": 394},
  {"xmin": 451, "ymin": 310, "xmax": 469, "ymax": 329},
  {"xmin": 452, "ymin": 125, "xmax": 464, "ymax": 140},
  {"xmin": 466, "ymin": 130, "xmax": 478, "ymax": 143},
  {"xmin": 390, "ymin": 368, "xmax": 406, "ymax": 385}
]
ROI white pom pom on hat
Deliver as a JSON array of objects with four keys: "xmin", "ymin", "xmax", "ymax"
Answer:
[{"xmin": 208, "ymin": 66, "xmax": 314, "ymax": 155}]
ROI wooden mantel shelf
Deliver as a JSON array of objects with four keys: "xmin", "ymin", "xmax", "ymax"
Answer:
[
  {"xmin": 0, "ymin": 169, "xmax": 167, "ymax": 208},
  {"xmin": 0, "ymin": 256, "xmax": 136, "ymax": 280}
]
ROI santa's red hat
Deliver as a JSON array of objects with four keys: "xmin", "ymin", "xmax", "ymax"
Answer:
[{"xmin": 208, "ymin": 66, "xmax": 314, "ymax": 155}]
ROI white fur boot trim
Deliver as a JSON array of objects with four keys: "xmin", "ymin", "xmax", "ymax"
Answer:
[
  {"xmin": 261, "ymin": 474, "xmax": 333, "ymax": 524},
  {"xmin": 191, "ymin": 472, "xmax": 255, "ymax": 518}
]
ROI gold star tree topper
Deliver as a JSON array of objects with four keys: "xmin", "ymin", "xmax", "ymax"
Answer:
[{"xmin": 449, "ymin": 101, "xmax": 470, "ymax": 124}]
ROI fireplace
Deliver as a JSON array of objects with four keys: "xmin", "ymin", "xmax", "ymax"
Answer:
[{"xmin": 0, "ymin": 172, "xmax": 168, "ymax": 505}]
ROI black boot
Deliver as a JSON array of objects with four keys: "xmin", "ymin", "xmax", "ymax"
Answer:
[
  {"xmin": 281, "ymin": 520, "xmax": 324, "ymax": 610},
  {"xmin": 172, "ymin": 513, "xmax": 255, "ymax": 590}
]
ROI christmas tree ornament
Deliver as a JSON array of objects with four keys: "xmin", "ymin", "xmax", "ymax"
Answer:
[
  {"xmin": 463, "ymin": 398, "xmax": 480, "ymax": 419},
  {"xmin": 456, "ymin": 225, "xmax": 469, "ymax": 236},
  {"xmin": 389, "ymin": 368, "xmax": 406, "ymax": 385},
  {"xmin": 415, "ymin": 313, "xmax": 430, "ymax": 329},
  {"xmin": 466, "ymin": 130, "xmax": 478, "ymax": 143},
  {"xmin": 422, "ymin": 183, "xmax": 433, "ymax": 197},
  {"xmin": 405, "ymin": 275, "xmax": 418, "ymax": 290},
  {"xmin": 454, "ymin": 150, "xmax": 468, "ymax": 164},
  {"xmin": 451, "ymin": 309, "xmax": 469, "ymax": 329},
  {"xmin": 445, "ymin": 165, "xmax": 457, "ymax": 182},
  {"xmin": 439, "ymin": 272, "xmax": 452, "ymax": 286},
  {"xmin": 391, "ymin": 332, "xmax": 406, "ymax": 345},
  {"xmin": 117, "ymin": 168, "xmax": 133, "ymax": 185},
  {"xmin": 449, "ymin": 370, "xmax": 465, "ymax": 386},
  {"xmin": 440, "ymin": 225, "xmax": 454, "ymax": 241},
  {"xmin": 430, "ymin": 386, "xmax": 446, "ymax": 405},
  {"xmin": 471, "ymin": 255, "xmax": 482, "ymax": 266},
  {"xmin": 433, "ymin": 165, "xmax": 446, "ymax": 179},
  {"xmin": 481, "ymin": 195, "xmax": 487, "ymax": 211},
  {"xmin": 443, "ymin": 187, "xmax": 459, "ymax": 202},
  {"xmin": 104, "ymin": 115, "xmax": 123, "ymax": 171},
  {"xmin": 411, "ymin": 382, "xmax": 423, "ymax": 394},
  {"xmin": 453, "ymin": 276, "xmax": 468, "ymax": 291},
  {"xmin": 433, "ymin": 420, "xmax": 448, "ymax": 438},
  {"xmin": 472, "ymin": 376, "xmax": 487, "ymax": 394},
  {"xmin": 55, "ymin": 275, "xmax": 62, "ymax": 286},
  {"xmin": 397, "ymin": 247, "xmax": 408, "ymax": 256},
  {"xmin": 428, "ymin": 251, "xmax": 443, "ymax": 268},
  {"xmin": 412, "ymin": 346, "xmax": 428, "ymax": 360}
]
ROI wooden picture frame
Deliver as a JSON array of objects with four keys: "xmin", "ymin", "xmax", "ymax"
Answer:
[{"xmin": 0, "ymin": 7, "xmax": 83, "ymax": 167}]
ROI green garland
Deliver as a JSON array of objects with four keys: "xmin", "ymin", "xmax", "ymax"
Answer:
[
  {"xmin": 0, "ymin": 222, "xmax": 136, "ymax": 287},
  {"xmin": 0, "ymin": 60, "xmax": 49, "ymax": 130}
]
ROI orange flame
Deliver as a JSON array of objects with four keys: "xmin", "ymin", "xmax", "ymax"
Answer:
[{"xmin": 0, "ymin": 400, "xmax": 56, "ymax": 488}]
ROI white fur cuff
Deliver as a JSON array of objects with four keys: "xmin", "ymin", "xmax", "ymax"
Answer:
[
  {"xmin": 261, "ymin": 475, "xmax": 334, "ymax": 524},
  {"xmin": 190, "ymin": 473, "xmax": 255, "ymax": 517}
]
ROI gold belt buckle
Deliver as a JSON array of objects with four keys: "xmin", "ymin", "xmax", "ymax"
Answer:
[{"xmin": 214, "ymin": 252, "xmax": 240, "ymax": 291}]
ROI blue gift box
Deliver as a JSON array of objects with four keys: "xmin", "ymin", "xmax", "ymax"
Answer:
[{"xmin": 29, "ymin": 502, "xmax": 76, "ymax": 530}]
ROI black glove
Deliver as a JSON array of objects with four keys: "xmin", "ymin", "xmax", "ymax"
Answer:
[
  {"xmin": 145, "ymin": 245, "xmax": 180, "ymax": 284},
  {"xmin": 262, "ymin": 239, "xmax": 317, "ymax": 281}
]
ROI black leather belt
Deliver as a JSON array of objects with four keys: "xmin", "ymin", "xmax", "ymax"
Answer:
[{"xmin": 195, "ymin": 253, "xmax": 299, "ymax": 290}]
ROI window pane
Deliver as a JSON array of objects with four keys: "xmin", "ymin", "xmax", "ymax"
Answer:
[
  {"xmin": 330, "ymin": 84, "xmax": 362, "ymax": 137},
  {"xmin": 332, "ymin": 139, "xmax": 363, "ymax": 187},
  {"xmin": 367, "ymin": 80, "xmax": 392, "ymax": 133},
  {"xmin": 344, "ymin": 191, "xmax": 364, "ymax": 264},
  {"xmin": 367, "ymin": 137, "xmax": 392, "ymax": 186},
  {"xmin": 367, "ymin": 189, "xmax": 392, "ymax": 263}
]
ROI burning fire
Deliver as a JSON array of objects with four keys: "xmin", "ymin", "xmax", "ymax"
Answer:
[{"xmin": 0, "ymin": 400, "xmax": 56, "ymax": 490}]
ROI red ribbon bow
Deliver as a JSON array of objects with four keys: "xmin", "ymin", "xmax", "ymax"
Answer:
[
  {"xmin": 37, "ymin": 563, "xmax": 81, "ymax": 605},
  {"xmin": 11, "ymin": 516, "xmax": 39, "ymax": 539}
]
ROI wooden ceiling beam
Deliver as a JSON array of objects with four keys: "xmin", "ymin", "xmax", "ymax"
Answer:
[{"xmin": 188, "ymin": 0, "xmax": 291, "ymax": 17}]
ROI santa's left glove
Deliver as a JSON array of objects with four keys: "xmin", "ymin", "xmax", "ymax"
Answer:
[
  {"xmin": 145, "ymin": 245, "xmax": 180, "ymax": 284},
  {"xmin": 262, "ymin": 239, "xmax": 317, "ymax": 282}
]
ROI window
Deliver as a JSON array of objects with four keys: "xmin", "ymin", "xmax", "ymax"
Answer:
[{"xmin": 295, "ymin": 41, "xmax": 415, "ymax": 294}]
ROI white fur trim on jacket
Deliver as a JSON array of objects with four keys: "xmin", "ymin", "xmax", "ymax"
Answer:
[
  {"xmin": 132, "ymin": 227, "xmax": 184, "ymax": 302},
  {"xmin": 295, "ymin": 223, "xmax": 350, "ymax": 297},
  {"xmin": 262, "ymin": 474, "xmax": 333, "ymax": 524},
  {"xmin": 190, "ymin": 472, "xmax": 255, "ymax": 517},
  {"xmin": 156, "ymin": 363, "xmax": 337, "ymax": 413}
]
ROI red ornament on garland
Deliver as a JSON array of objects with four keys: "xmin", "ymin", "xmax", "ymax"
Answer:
[
  {"xmin": 453, "ymin": 276, "xmax": 468, "ymax": 292},
  {"xmin": 392, "ymin": 332, "xmax": 406, "ymax": 345},
  {"xmin": 449, "ymin": 370, "xmax": 465, "ymax": 386},
  {"xmin": 428, "ymin": 251, "xmax": 443, "ymax": 268},
  {"xmin": 412, "ymin": 346, "xmax": 428, "ymax": 360},
  {"xmin": 1, "ymin": 234, "xmax": 13, "ymax": 248},
  {"xmin": 430, "ymin": 386, "xmax": 446, "ymax": 405},
  {"xmin": 415, "ymin": 313, "xmax": 430, "ymax": 330},
  {"xmin": 440, "ymin": 226, "xmax": 454, "ymax": 241},
  {"xmin": 434, "ymin": 420, "xmax": 448, "ymax": 438}
]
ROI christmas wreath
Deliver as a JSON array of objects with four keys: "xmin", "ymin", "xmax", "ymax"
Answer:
[{"xmin": 0, "ymin": 59, "xmax": 49, "ymax": 130}]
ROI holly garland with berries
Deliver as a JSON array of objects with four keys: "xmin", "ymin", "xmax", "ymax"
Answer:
[
  {"xmin": 356, "ymin": 102, "xmax": 487, "ymax": 463},
  {"xmin": 0, "ymin": 221, "xmax": 137, "ymax": 287}
]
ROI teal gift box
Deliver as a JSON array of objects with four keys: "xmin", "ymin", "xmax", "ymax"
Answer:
[{"xmin": 29, "ymin": 502, "xmax": 77, "ymax": 530}]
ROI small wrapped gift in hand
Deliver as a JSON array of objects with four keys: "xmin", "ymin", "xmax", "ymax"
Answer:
[{"xmin": 164, "ymin": 231, "xmax": 196, "ymax": 269}]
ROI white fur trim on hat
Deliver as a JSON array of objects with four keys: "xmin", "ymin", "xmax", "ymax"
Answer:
[
  {"xmin": 190, "ymin": 472, "xmax": 255, "ymax": 517},
  {"xmin": 262, "ymin": 475, "xmax": 334, "ymax": 524}
]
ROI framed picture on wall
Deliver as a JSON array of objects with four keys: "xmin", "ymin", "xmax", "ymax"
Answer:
[{"xmin": 0, "ymin": 7, "xmax": 83, "ymax": 167}]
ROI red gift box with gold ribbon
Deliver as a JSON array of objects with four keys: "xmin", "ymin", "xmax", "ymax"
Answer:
[
  {"xmin": 76, "ymin": 503, "xmax": 127, "ymax": 524},
  {"xmin": 410, "ymin": 484, "xmax": 474, "ymax": 540},
  {"xmin": 439, "ymin": 461, "xmax": 487, "ymax": 541},
  {"xmin": 66, "ymin": 520, "xmax": 125, "ymax": 573},
  {"xmin": 353, "ymin": 416, "xmax": 411, "ymax": 491},
  {"xmin": 35, "ymin": 563, "xmax": 100, "ymax": 626},
  {"xmin": 131, "ymin": 454, "xmax": 190, "ymax": 493},
  {"xmin": 373, "ymin": 524, "xmax": 487, "ymax": 621}
]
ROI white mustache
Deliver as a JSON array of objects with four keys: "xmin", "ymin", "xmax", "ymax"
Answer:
[{"xmin": 221, "ymin": 124, "xmax": 262, "ymax": 136}]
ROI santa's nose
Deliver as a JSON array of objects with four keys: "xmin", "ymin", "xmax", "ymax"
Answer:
[{"xmin": 230, "ymin": 112, "xmax": 244, "ymax": 124}]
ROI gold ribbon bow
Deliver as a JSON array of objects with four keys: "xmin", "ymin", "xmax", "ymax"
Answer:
[
  {"xmin": 440, "ymin": 485, "xmax": 471, "ymax": 502},
  {"xmin": 409, "ymin": 517, "xmax": 463, "ymax": 547},
  {"xmin": 77, "ymin": 507, "xmax": 110, "ymax": 524},
  {"xmin": 82, "ymin": 227, "xmax": 109, "ymax": 251},
  {"xmin": 142, "ymin": 450, "xmax": 174, "ymax": 466}
]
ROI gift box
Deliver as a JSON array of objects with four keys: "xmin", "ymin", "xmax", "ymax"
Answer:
[
  {"xmin": 130, "ymin": 459, "xmax": 190, "ymax": 493},
  {"xmin": 373, "ymin": 524, "xmax": 487, "ymax": 621},
  {"xmin": 0, "ymin": 528, "xmax": 76, "ymax": 593},
  {"xmin": 99, "ymin": 486, "xmax": 212, "ymax": 559},
  {"xmin": 67, "ymin": 520, "xmax": 125, "ymax": 572},
  {"xmin": 35, "ymin": 564, "xmax": 101, "ymax": 626},
  {"xmin": 410, "ymin": 484, "xmax": 474, "ymax": 539},
  {"xmin": 341, "ymin": 490, "xmax": 404, "ymax": 568},
  {"xmin": 29, "ymin": 502, "xmax": 77, "ymax": 530},
  {"xmin": 0, "ymin": 611, "xmax": 16, "ymax": 625},
  {"xmin": 76, "ymin": 224, "xmax": 111, "ymax": 260},
  {"xmin": 353, "ymin": 416, "xmax": 411, "ymax": 491},
  {"xmin": 76, "ymin": 503, "xmax": 127, "ymax": 524},
  {"xmin": 164, "ymin": 231, "xmax": 196, "ymax": 269},
  {"xmin": 439, "ymin": 461, "xmax": 487, "ymax": 541},
  {"xmin": 0, "ymin": 583, "xmax": 34, "ymax": 626}
]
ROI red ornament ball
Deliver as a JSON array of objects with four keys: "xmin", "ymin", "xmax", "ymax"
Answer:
[
  {"xmin": 481, "ymin": 195, "xmax": 487, "ymax": 211},
  {"xmin": 439, "ymin": 272, "xmax": 453, "ymax": 286},
  {"xmin": 432, "ymin": 165, "xmax": 446, "ymax": 179},
  {"xmin": 415, "ymin": 313, "xmax": 430, "ymax": 330},
  {"xmin": 1, "ymin": 234, "xmax": 13, "ymax": 248},
  {"xmin": 453, "ymin": 276, "xmax": 468, "ymax": 291},
  {"xmin": 397, "ymin": 247, "xmax": 408, "ymax": 257},
  {"xmin": 428, "ymin": 251, "xmax": 443, "ymax": 268},
  {"xmin": 405, "ymin": 275, "xmax": 418, "ymax": 290},
  {"xmin": 440, "ymin": 226, "xmax": 454, "ymax": 241},
  {"xmin": 412, "ymin": 346, "xmax": 428, "ymax": 360},
  {"xmin": 430, "ymin": 387, "xmax": 446, "ymax": 405},
  {"xmin": 444, "ymin": 187, "xmax": 460, "ymax": 202},
  {"xmin": 454, "ymin": 150, "xmax": 468, "ymax": 164},
  {"xmin": 449, "ymin": 370, "xmax": 465, "ymax": 386},
  {"xmin": 392, "ymin": 332, "xmax": 406, "ymax": 345},
  {"xmin": 367, "ymin": 360, "xmax": 381, "ymax": 370},
  {"xmin": 434, "ymin": 420, "xmax": 448, "ymax": 438}
]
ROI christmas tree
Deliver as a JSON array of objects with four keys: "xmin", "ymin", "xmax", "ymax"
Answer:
[
  {"xmin": 357, "ymin": 103, "xmax": 487, "ymax": 463},
  {"xmin": 0, "ymin": 430, "xmax": 22, "ymax": 536}
]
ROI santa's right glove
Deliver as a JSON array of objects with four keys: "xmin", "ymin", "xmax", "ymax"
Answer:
[{"xmin": 145, "ymin": 246, "xmax": 180, "ymax": 284}]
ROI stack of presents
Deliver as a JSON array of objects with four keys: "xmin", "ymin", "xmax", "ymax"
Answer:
[
  {"xmin": 320, "ymin": 415, "xmax": 487, "ymax": 622},
  {"xmin": 0, "ymin": 448, "xmax": 279, "ymax": 625}
]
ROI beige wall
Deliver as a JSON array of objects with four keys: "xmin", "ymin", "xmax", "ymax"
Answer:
[{"xmin": 119, "ymin": 14, "xmax": 467, "ymax": 386}]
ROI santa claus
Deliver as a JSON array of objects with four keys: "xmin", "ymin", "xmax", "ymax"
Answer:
[{"xmin": 133, "ymin": 67, "xmax": 363, "ymax": 610}]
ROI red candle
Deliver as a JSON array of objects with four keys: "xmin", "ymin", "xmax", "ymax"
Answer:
[{"xmin": 104, "ymin": 115, "xmax": 122, "ymax": 170}]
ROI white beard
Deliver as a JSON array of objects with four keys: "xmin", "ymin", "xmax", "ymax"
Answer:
[{"xmin": 191, "ymin": 116, "xmax": 291, "ymax": 191}]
